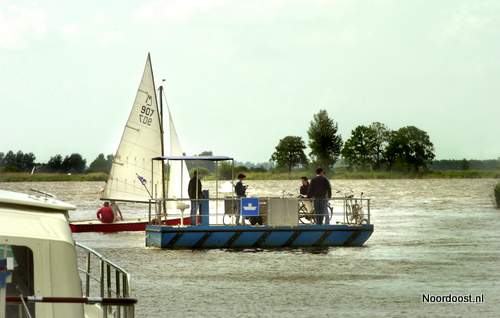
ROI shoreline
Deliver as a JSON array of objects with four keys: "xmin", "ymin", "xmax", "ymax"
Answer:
[{"xmin": 0, "ymin": 170, "xmax": 499, "ymax": 182}]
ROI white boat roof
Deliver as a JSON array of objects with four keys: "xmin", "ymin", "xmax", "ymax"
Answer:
[{"xmin": 0, "ymin": 189, "xmax": 76, "ymax": 211}]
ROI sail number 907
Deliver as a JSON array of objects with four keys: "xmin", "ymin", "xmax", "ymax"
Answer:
[{"xmin": 139, "ymin": 105, "xmax": 155, "ymax": 126}]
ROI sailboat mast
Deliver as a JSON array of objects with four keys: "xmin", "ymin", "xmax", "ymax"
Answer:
[{"xmin": 159, "ymin": 84, "xmax": 167, "ymax": 214}]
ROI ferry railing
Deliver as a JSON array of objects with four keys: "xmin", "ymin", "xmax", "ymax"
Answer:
[
  {"xmin": 147, "ymin": 196, "xmax": 370, "ymax": 226},
  {"xmin": 76, "ymin": 242, "xmax": 134, "ymax": 318}
]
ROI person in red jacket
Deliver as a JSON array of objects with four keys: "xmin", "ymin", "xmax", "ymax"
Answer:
[{"xmin": 97, "ymin": 201, "xmax": 114, "ymax": 223}]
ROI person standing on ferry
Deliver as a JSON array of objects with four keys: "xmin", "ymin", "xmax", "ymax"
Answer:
[
  {"xmin": 235, "ymin": 173, "xmax": 247, "ymax": 225},
  {"xmin": 299, "ymin": 176, "xmax": 310, "ymax": 196},
  {"xmin": 188, "ymin": 170, "xmax": 203, "ymax": 226},
  {"xmin": 308, "ymin": 168, "xmax": 332, "ymax": 225}
]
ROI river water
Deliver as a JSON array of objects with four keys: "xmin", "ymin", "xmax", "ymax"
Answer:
[{"xmin": 2, "ymin": 179, "xmax": 500, "ymax": 317}]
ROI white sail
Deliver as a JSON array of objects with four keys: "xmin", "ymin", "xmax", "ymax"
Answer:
[
  {"xmin": 102, "ymin": 54, "xmax": 164, "ymax": 202},
  {"xmin": 166, "ymin": 106, "xmax": 191, "ymax": 203}
]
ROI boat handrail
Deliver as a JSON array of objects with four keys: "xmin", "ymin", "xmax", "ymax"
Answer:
[{"xmin": 75, "ymin": 242, "xmax": 133, "ymax": 317}]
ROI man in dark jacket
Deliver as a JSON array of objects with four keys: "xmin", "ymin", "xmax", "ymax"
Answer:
[
  {"xmin": 188, "ymin": 170, "xmax": 203, "ymax": 225},
  {"xmin": 308, "ymin": 168, "xmax": 332, "ymax": 224},
  {"xmin": 234, "ymin": 173, "xmax": 247, "ymax": 225}
]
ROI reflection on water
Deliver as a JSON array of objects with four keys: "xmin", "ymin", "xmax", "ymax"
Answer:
[{"xmin": 1, "ymin": 179, "xmax": 499, "ymax": 317}]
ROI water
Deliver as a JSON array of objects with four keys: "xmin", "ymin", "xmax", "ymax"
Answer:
[{"xmin": 2, "ymin": 179, "xmax": 500, "ymax": 317}]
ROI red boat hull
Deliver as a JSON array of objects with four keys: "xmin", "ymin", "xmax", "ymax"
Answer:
[{"xmin": 70, "ymin": 216, "xmax": 192, "ymax": 233}]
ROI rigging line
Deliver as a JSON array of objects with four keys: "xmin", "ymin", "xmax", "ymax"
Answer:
[{"xmin": 161, "ymin": 87, "xmax": 187, "ymax": 160}]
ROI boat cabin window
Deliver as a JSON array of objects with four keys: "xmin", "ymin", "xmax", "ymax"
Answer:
[{"xmin": 1, "ymin": 244, "xmax": 35, "ymax": 318}]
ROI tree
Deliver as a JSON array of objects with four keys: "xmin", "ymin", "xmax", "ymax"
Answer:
[
  {"xmin": 271, "ymin": 136, "xmax": 308, "ymax": 175},
  {"xmin": 3, "ymin": 151, "xmax": 16, "ymax": 171},
  {"xmin": 187, "ymin": 151, "xmax": 215, "ymax": 173},
  {"xmin": 47, "ymin": 154, "xmax": 63, "ymax": 172},
  {"xmin": 341, "ymin": 125, "xmax": 377, "ymax": 170},
  {"xmin": 218, "ymin": 162, "xmax": 233, "ymax": 180},
  {"xmin": 461, "ymin": 159, "xmax": 470, "ymax": 171},
  {"xmin": 62, "ymin": 153, "xmax": 87, "ymax": 173},
  {"xmin": 307, "ymin": 110, "xmax": 343, "ymax": 170},
  {"xmin": 369, "ymin": 122, "xmax": 391, "ymax": 170},
  {"xmin": 385, "ymin": 126, "xmax": 435, "ymax": 172},
  {"xmin": 88, "ymin": 153, "xmax": 112, "ymax": 173}
]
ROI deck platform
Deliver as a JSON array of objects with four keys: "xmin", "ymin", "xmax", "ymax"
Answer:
[{"xmin": 145, "ymin": 224, "xmax": 374, "ymax": 249}]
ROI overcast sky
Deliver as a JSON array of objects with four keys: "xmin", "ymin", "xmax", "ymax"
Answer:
[{"xmin": 1, "ymin": 0, "xmax": 499, "ymax": 163}]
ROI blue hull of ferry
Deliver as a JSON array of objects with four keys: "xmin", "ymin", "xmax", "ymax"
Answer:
[{"xmin": 145, "ymin": 224, "xmax": 374, "ymax": 249}]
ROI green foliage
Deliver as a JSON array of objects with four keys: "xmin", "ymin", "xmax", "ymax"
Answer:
[
  {"xmin": 218, "ymin": 162, "xmax": 233, "ymax": 180},
  {"xmin": 369, "ymin": 122, "xmax": 391, "ymax": 169},
  {"xmin": 0, "ymin": 150, "xmax": 36, "ymax": 172},
  {"xmin": 186, "ymin": 151, "xmax": 216, "ymax": 173},
  {"xmin": 47, "ymin": 154, "xmax": 63, "ymax": 172},
  {"xmin": 385, "ymin": 126, "xmax": 435, "ymax": 172},
  {"xmin": 271, "ymin": 136, "xmax": 308, "ymax": 175},
  {"xmin": 235, "ymin": 165, "xmax": 249, "ymax": 172},
  {"xmin": 88, "ymin": 153, "xmax": 113, "ymax": 173},
  {"xmin": 0, "ymin": 172, "xmax": 107, "ymax": 182},
  {"xmin": 189, "ymin": 167, "xmax": 209, "ymax": 177},
  {"xmin": 495, "ymin": 183, "xmax": 500, "ymax": 208},
  {"xmin": 250, "ymin": 166, "xmax": 267, "ymax": 172},
  {"xmin": 461, "ymin": 159, "xmax": 470, "ymax": 171},
  {"xmin": 341, "ymin": 125, "xmax": 378, "ymax": 170},
  {"xmin": 62, "ymin": 153, "xmax": 87, "ymax": 173},
  {"xmin": 341, "ymin": 122, "xmax": 392, "ymax": 171},
  {"xmin": 431, "ymin": 159, "xmax": 500, "ymax": 171},
  {"xmin": 307, "ymin": 110, "xmax": 343, "ymax": 170}
]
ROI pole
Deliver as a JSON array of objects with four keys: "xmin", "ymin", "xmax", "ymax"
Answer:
[
  {"xmin": 215, "ymin": 161, "xmax": 219, "ymax": 225},
  {"xmin": 159, "ymin": 84, "xmax": 167, "ymax": 215}
]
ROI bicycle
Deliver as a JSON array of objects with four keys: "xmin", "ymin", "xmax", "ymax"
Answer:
[
  {"xmin": 297, "ymin": 195, "xmax": 334, "ymax": 224},
  {"xmin": 341, "ymin": 191, "xmax": 368, "ymax": 225}
]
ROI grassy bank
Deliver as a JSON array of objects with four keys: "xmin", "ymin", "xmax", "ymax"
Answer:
[
  {"xmin": 0, "ymin": 172, "xmax": 107, "ymax": 182},
  {"xmin": 1, "ymin": 170, "xmax": 499, "ymax": 182}
]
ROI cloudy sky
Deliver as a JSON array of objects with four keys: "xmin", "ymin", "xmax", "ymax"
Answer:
[{"xmin": 1, "ymin": 0, "xmax": 499, "ymax": 163}]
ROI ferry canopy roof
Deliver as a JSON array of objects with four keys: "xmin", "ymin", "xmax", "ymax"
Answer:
[{"xmin": 153, "ymin": 156, "xmax": 233, "ymax": 161}]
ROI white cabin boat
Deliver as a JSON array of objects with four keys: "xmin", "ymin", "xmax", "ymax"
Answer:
[{"xmin": 0, "ymin": 189, "xmax": 135, "ymax": 317}]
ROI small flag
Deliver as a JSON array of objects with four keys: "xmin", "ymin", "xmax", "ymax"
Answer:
[{"xmin": 136, "ymin": 174, "xmax": 147, "ymax": 185}]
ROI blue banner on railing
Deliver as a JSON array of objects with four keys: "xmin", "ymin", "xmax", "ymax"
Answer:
[{"xmin": 241, "ymin": 197, "xmax": 260, "ymax": 217}]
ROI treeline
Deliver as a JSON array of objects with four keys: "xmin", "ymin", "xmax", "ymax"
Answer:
[
  {"xmin": 0, "ymin": 151, "xmax": 113, "ymax": 174},
  {"xmin": 270, "ymin": 109, "xmax": 498, "ymax": 173},
  {"xmin": 430, "ymin": 159, "xmax": 500, "ymax": 171}
]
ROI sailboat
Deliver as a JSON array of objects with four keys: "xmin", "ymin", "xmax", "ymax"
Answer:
[{"xmin": 70, "ymin": 54, "xmax": 191, "ymax": 233}]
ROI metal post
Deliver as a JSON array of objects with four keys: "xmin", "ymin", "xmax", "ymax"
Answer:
[
  {"xmin": 86, "ymin": 252, "xmax": 91, "ymax": 297},
  {"xmin": 116, "ymin": 272, "xmax": 122, "ymax": 318},
  {"xmin": 148, "ymin": 200, "xmax": 151, "ymax": 224},
  {"xmin": 367, "ymin": 199, "xmax": 371, "ymax": 224},
  {"xmin": 231, "ymin": 159, "xmax": 235, "ymax": 224},
  {"xmin": 151, "ymin": 159, "xmax": 154, "ymax": 205},
  {"xmin": 107, "ymin": 264, "xmax": 111, "ymax": 298},
  {"xmin": 123, "ymin": 275, "xmax": 129, "ymax": 297},
  {"xmin": 100, "ymin": 260, "xmax": 105, "ymax": 297},
  {"xmin": 181, "ymin": 160, "xmax": 184, "ymax": 199},
  {"xmin": 159, "ymin": 85, "xmax": 167, "ymax": 215},
  {"xmin": 215, "ymin": 161, "xmax": 219, "ymax": 224}
]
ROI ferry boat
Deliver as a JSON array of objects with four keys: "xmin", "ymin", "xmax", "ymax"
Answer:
[
  {"xmin": 145, "ymin": 156, "xmax": 374, "ymax": 249},
  {"xmin": 0, "ymin": 189, "xmax": 136, "ymax": 317}
]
